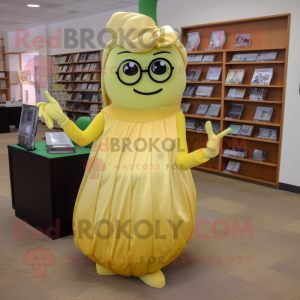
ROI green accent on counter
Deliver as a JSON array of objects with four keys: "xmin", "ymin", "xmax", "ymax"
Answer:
[{"xmin": 10, "ymin": 141, "xmax": 90, "ymax": 159}]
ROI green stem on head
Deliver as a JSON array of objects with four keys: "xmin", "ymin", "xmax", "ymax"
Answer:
[{"xmin": 138, "ymin": 0, "xmax": 158, "ymax": 26}]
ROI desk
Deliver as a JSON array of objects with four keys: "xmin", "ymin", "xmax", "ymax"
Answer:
[
  {"xmin": 0, "ymin": 105, "xmax": 22, "ymax": 133},
  {"xmin": 8, "ymin": 141, "xmax": 90, "ymax": 239}
]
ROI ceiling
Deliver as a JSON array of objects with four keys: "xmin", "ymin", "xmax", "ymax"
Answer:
[{"xmin": 0, "ymin": 0, "xmax": 140, "ymax": 33}]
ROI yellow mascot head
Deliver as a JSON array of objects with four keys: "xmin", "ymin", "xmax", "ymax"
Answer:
[{"xmin": 101, "ymin": 12, "xmax": 187, "ymax": 110}]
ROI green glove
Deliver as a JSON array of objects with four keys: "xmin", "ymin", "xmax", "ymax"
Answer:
[
  {"xmin": 203, "ymin": 121, "xmax": 231, "ymax": 159},
  {"xmin": 37, "ymin": 91, "xmax": 69, "ymax": 129}
]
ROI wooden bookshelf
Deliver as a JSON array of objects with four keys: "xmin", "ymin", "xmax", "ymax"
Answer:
[
  {"xmin": 0, "ymin": 38, "xmax": 10, "ymax": 103},
  {"xmin": 181, "ymin": 13, "xmax": 290, "ymax": 186},
  {"xmin": 49, "ymin": 50, "xmax": 103, "ymax": 129}
]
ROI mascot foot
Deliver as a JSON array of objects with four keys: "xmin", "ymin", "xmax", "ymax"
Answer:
[
  {"xmin": 139, "ymin": 270, "xmax": 166, "ymax": 288},
  {"xmin": 96, "ymin": 263, "xmax": 116, "ymax": 276}
]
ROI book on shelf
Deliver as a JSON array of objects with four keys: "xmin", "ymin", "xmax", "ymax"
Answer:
[
  {"xmin": 83, "ymin": 64, "xmax": 91, "ymax": 71},
  {"xmin": 253, "ymin": 106, "xmax": 273, "ymax": 122},
  {"xmin": 81, "ymin": 83, "xmax": 88, "ymax": 90},
  {"xmin": 79, "ymin": 53, "xmax": 87, "ymax": 61},
  {"xmin": 251, "ymin": 149, "xmax": 268, "ymax": 162},
  {"xmin": 251, "ymin": 69, "xmax": 273, "ymax": 85},
  {"xmin": 256, "ymin": 52, "xmax": 278, "ymax": 61},
  {"xmin": 186, "ymin": 32, "xmax": 200, "ymax": 51},
  {"xmin": 226, "ymin": 88, "xmax": 246, "ymax": 99},
  {"xmin": 82, "ymin": 73, "xmax": 91, "ymax": 81},
  {"xmin": 195, "ymin": 85, "xmax": 214, "ymax": 97},
  {"xmin": 0, "ymin": 72, "xmax": 5, "ymax": 77},
  {"xmin": 228, "ymin": 124, "xmax": 242, "ymax": 135},
  {"xmin": 196, "ymin": 120, "xmax": 220, "ymax": 133},
  {"xmin": 64, "ymin": 74, "xmax": 72, "ymax": 81},
  {"xmin": 185, "ymin": 118, "xmax": 198, "ymax": 130},
  {"xmin": 225, "ymin": 161, "xmax": 241, "ymax": 173},
  {"xmin": 183, "ymin": 85, "xmax": 196, "ymax": 97},
  {"xmin": 0, "ymin": 80, "xmax": 6, "ymax": 89},
  {"xmin": 205, "ymin": 67, "xmax": 222, "ymax": 81},
  {"xmin": 62, "ymin": 65, "xmax": 68, "ymax": 72},
  {"xmin": 186, "ymin": 67, "xmax": 201, "ymax": 81},
  {"xmin": 66, "ymin": 83, "xmax": 72, "ymax": 90},
  {"xmin": 206, "ymin": 104, "xmax": 221, "ymax": 117},
  {"xmin": 193, "ymin": 55, "xmax": 203, "ymax": 62},
  {"xmin": 223, "ymin": 147, "xmax": 247, "ymax": 158},
  {"xmin": 67, "ymin": 55, "xmax": 72, "ymax": 62},
  {"xmin": 249, "ymin": 88, "xmax": 267, "ymax": 100},
  {"xmin": 187, "ymin": 55, "xmax": 195, "ymax": 62},
  {"xmin": 76, "ymin": 64, "xmax": 83, "ymax": 72},
  {"xmin": 181, "ymin": 103, "xmax": 191, "ymax": 113},
  {"xmin": 90, "ymin": 63, "xmax": 98, "ymax": 71},
  {"xmin": 74, "ymin": 53, "xmax": 80, "ymax": 62},
  {"xmin": 231, "ymin": 53, "xmax": 258, "ymax": 62},
  {"xmin": 196, "ymin": 104, "xmax": 209, "ymax": 115},
  {"xmin": 46, "ymin": 132, "xmax": 75, "ymax": 154},
  {"xmin": 68, "ymin": 65, "xmax": 73, "ymax": 72},
  {"xmin": 87, "ymin": 84, "xmax": 93, "ymax": 90},
  {"xmin": 91, "ymin": 73, "xmax": 99, "ymax": 81},
  {"xmin": 75, "ymin": 73, "xmax": 82, "ymax": 81},
  {"xmin": 208, "ymin": 31, "xmax": 226, "ymax": 49},
  {"xmin": 202, "ymin": 54, "xmax": 216, "ymax": 62},
  {"xmin": 87, "ymin": 53, "xmax": 96, "ymax": 61},
  {"xmin": 75, "ymin": 92, "xmax": 83, "ymax": 101},
  {"xmin": 225, "ymin": 104, "xmax": 244, "ymax": 120},
  {"xmin": 257, "ymin": 128, "xmax": 278, "ymax": 141},
  {"xmin": 225, "ymin": 69, "xmax": 245, "ymax": 84},
  {"xmin": 75, "ymin": 83, "xmax": 81, "ymax": 90},
  {"xmin": 91, "ymin": 93, "xmax": 100, "ymax": 102},
  {"xmin": 92, "ymin": 83, "xmax": 100, "ymax": 90},
  {"xmin": 239, "ymin": 125, "xmax": 254, "ymax": 137},
  {"xmin": 59, "ymin": 74, "xmax": 64, "ymax": 80},
  {"xmin": 89, "ymin": 104, "xmax": 100, "ymax": 114},
  {"xmin": 234, "ymin": 34, "xmax": 250, "ymax": 46},
  {"xmin": 18, "ymin": 105, "xmax": 39, "ymax": 150}
]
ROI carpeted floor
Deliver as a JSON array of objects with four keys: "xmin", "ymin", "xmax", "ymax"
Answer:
[{"xmin": 0, "ymin": 124, "xmax": 300, "ymax": 300}]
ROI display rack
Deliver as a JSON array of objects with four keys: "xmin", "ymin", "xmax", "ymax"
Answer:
[
  {"xmin": 181, "ymin": 13, "xmax": 290, "ymax": 186},
  {"xmin": 0, "ymin": 37, "xmax": 10, "ymax": 103},
  {"xmin": 49, "ymin": 50, "xmax": 103, "ymax": 129}
]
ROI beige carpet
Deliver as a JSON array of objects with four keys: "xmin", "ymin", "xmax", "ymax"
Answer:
[{"xmin": 0, "ymin": 124, "xmax": 300, "ymax": 300}]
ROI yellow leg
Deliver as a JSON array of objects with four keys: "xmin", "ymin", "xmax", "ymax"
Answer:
[
  {"xmin": 96, "ymin": 263, "xmax": 116, "ymax": 276},
  {"xmin": 139, "ymin": 270, "xmax": 166, "ymax": 288}
]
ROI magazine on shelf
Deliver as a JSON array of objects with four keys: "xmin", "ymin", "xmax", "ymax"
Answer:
[
  {"xmin": 18, "ymin": 105, "xmax": 39, "ymax": 150},
  {"xmin": 228, "ymin": 124, "xmax": 242, "ymax": 135},
  {"xmin": 231, "ymin": 53, "xmax": 258, "ymax": 62},
  {"xmin": 193, "ymin": 55, "xmax": 203, "ymax": 62},
  {"xmin": 234, "ymin": 34, "xmax": 250, "ymax": 46},
  {"xmin": 251, "ymin": 69, "xmax": 273, "ymax": 85},
  {"xmin": 196, "ymin": 104, "xmax": 209, "ymax": 115},
  {"xmin": 202, "ymin": 54, "xmax": 216, "ymax": 62},
  {"xmin": 256, "ymin": 52, "xmax": 278, "ymax": 61},
  {"xmin": 196, "ymin": 121, "xmax": 220, "ymax": 133},
  {"xmin": 223, "ymin": 147, "xmax": 247, "ymax": 158},
  {"xmin": 73, "ymin": 53, "xmax": 80, "ymax": 62},
  {"xmin": 239, "ymin": 125, "xmax": 254, "ymax": 137},
  {"xmin": 92, "ymin": 83, "xmax": 100, "ymax": 90},
  {"xmin": 62, "ymin": 66, "xmax": 68, "ymax": 72},
  {"xmin": 87, "ymin": 53, "xmax": 95, "ymax": 61},
  {"xmin": 81, "ymin": 83, "xmax": 88, "ymax": 90},
  {"xmin": 257, "ymin": 128, "xmax": 278, "ymax": 141},
  {"xmin": 0, "ymin": 72, "xmax": 5, "ymax": 77},
  {"xmin": 45, "ymin": 132, "xmax": 75, "ymax": 154},
  {"xmin": 183, "ymin": 85, "xmax": 196, "ymax": 97},
  {"xmin": 82, "ymin": 73, "xmax": 91, "ymax": 81},
  {"xmin": 206, "ymin": 67, "xmax": 222, "ymax": 81},
  {"xmin": 87, "ymin": 84, "xmax": 93, "ymax": 90},
  {"xmin": 186, "ymin": 67, "xmax": 201, "ymax": 81},
  {"xmin": 226, "ymin": 88, "xmax": 246, "ymax": 99},
  {"xmin": 75, "ymin": 92, "xmax": 83, "ymax": 101},
  {"xmin": 225, "ymin": 161, "xmax": 241, "ymax": 173},
  {"xmin": 91, "ymin": 93, "xmax": 100, "ymax": 102},
  {"xmin": 79, "ymin": 53, "xmax": 87, "ymax": 61},
  {"xmin": 76, "ymin": 64, "xmax": 83, "ymax": 72},
  {"xmin": 180, "ymin": 103, "xmax": 191, "ymax": 113},
  {"xmin": 252, "ymin": 149, "xmax": 268, "ymax": 162},
  {"xmin": 185, "ymin": 118, "xmax": 198, "ymax": 130},
  {"xmin": 225, "ymin": 69, "xmax": 245, "ymax": 84},
  {"xmin": 206, "ymin": 104, "xmax": 221, "ymax": 117},
  {"xmin": 208, "ymin": 31, "xmax": 226, "ymax": 49},
  {"xmin": 225, "ymin": 104, "xmax": 244, "ymax": 119},
  {"xmin": 186, "ymin": 32, "xmax": 200, "ymax": 51},
  {"xmin": 253, "ymin": 106, "xmax": 273, "ymax": 122},
  {"xmin": 187, "ymin": 55, "xmax": 195, "ymax": 62},
  {"xmin": 75, "ymin": 74, "xmax": 82, "ymax": 81},
  {"xmin": 195, "ymin": 85, "xmax": 214, "ymax": 97},
  {"xmin": 249, "ymin": 88, "xmax": 267, "ymax": 100}
]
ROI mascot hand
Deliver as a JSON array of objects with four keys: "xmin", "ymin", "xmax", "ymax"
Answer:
[
  {"xmin": 203, "ymin": 121, "xmax": 231, "ymax": 159},
  {"xmin": 37, "ymin": 91, "xmax": 69, "ymax": 129}
]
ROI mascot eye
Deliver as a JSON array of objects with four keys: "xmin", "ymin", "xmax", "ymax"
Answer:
[
  {"xmin": 123, "ymin": 62, "xmax": 139, "ymax": 76},
  {"xmin": 151, "ymin": 60, "xmax": 167, "ymax": 75}
]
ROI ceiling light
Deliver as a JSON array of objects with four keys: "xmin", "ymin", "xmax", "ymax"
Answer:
[{"xmin": 27, "ymin": 4, "xmax": 40, "ymax": 7}]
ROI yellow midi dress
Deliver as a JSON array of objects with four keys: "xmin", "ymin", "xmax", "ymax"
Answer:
[{"xmin": 72, "ymin": 104, "xmax": 197, "ymax": 277}]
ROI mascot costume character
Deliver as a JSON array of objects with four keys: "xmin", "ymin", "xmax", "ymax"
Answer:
[{"xmin": 37, "ymin": 0, "xmax": 230, "ymax": 289}]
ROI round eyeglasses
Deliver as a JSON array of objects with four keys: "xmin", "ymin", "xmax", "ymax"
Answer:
[{"xmin": 115, "ymin": 58, "xmax": 174, "ymax": 86}]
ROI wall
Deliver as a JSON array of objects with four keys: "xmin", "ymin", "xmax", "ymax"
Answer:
[{"xmin": 4, "ymin": 0, "xmax": 300, "ymax": 187}]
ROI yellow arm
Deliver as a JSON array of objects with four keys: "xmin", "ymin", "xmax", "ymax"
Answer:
[
  {"xmin": 63, "ymin": 112, "xmax": 105, "ymax": 147},
  {"xmin": 175, "ymin": 112, "xmax": 209, "ymax": 170}
]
